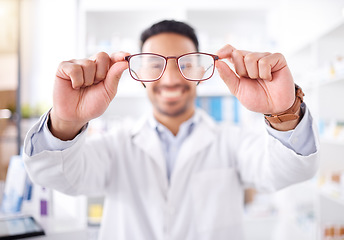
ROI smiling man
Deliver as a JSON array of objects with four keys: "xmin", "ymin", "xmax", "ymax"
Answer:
[
  {"xmin": 23, "ymin": 20, "xmax": 318, "ymax": 240},
  {"xmin": 143, "ymin": 33, "xmax": 199, "ymax": 135}
]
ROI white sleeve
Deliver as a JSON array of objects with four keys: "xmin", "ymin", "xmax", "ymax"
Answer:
[
  {"xmin": 26, "ymin": 111, "xmax": 88, "ymax": 156},
  {"xmin": 23, "ymin": 112, "xmax": 114, "ymax": 197},
  {"xmin": 232, "ymin": 102, "xmax": 319, "ymax": 192},
  {"xmin": 265, "ymin": 102, "xmax": 317, "ymax": 156}
]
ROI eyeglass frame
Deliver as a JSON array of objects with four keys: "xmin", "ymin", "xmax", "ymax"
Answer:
[{"xmin": 124, "ymin": 52, "xmax": 219, "ymax": 82}]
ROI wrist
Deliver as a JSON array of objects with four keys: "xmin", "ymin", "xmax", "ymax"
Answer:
[
  {"xmin": 267, "ymin": 107, "xmax": 302, "ymax": 131},
  {"xmin": 265, "ymin": 84, "xmax": 305, "ymax": 131},
  {"xmin": 49, "ymin": 109, "xmax": 87, "ymax": 141}
]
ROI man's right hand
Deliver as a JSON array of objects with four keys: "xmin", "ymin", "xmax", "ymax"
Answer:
[{"xmin": 50, "ymin": 52, "xmax": 129, "ymax": 141}]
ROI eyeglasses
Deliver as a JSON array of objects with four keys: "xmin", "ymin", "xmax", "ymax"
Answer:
[{"xmin": 125, "ymin": 52, "xmax": 219, "ymax": 82}]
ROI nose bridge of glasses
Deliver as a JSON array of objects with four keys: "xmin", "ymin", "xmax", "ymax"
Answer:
[
  {"xmin": 166, "ymin": 56, "xmax": 177, "ymax": 60},
  {"xmin": 165, "ymin": 56, "xmax": 178, "ymax": 67},
  {"xmin": 164, "ymin": 56, "xmax": 180, "ymax": 70},
  {"xmin": 159, "ymin": 56, "xmax": 185, "ymax": 81}
]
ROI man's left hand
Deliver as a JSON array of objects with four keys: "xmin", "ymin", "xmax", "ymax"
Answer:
[{"xmin": 215, "ymin": 44, "xmax": 295, "ymax": 115}]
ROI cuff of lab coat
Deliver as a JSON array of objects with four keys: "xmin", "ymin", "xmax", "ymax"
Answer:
[
  {"xmin": 265, "ymin": 102, "xmax": 318, "ymax": 156},
  {"xmin": 26, "ymin": 110, "xmax": 88, "ymax": 156}
]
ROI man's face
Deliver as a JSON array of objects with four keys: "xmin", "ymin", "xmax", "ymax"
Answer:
[{"xmin": 142, "ymin": 33, "xmax": 198, "ymax": 118}]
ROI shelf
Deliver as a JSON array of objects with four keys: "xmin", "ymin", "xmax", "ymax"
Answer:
[
  {"xmin": 317, "ymin": 77, "xmax": 344, "ymax": 88},
  {"xmin": 303, "ymin": 77, "xmax": 344, "ymax": 91},
  {"xmin": 288, "ymin": 18, "xmax": 344, "ymax": 57},
  {"xmin": 316, "ymin": 189, "xmax": 344, "ymax": 228},
  {"xmin": 318, "ymin": 18, "xmax": 344, "ymax": 42},
  {"xmin": 319, "ymin": 190, "xmax": 344, "ymax": 207},
  {"xmin": 318, "ymin": 139, "xmax": 344, "ymax": 175},
  {"xmin": 320, "ymin": 138, "xmax": 344, "ymax": 146}
]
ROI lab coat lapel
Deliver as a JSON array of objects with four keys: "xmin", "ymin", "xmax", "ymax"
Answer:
[
  {"xmin": 130, "ymin": 116, "xmax": 166, "ymax": 176},
  {"xmin": 173, "ymin": 110, "xmax": 216, "ymax": 176}
]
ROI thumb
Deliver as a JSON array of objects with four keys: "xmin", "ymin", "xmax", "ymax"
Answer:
[
  {"xmin": 216, "ymin": 61, "xmax": 240, "ymax": 96},
  {"xmin": 103, "ymin": 61, "xmax": 128, "ymax": 100}
]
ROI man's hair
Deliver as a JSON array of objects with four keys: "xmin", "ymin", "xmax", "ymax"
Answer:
[{"xmin": 140, "ymin": 20, "xmax": 199, "ymax": 51}]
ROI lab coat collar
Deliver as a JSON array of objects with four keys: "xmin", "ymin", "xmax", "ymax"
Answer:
[
  {"xmin": 130, "ymin": 108, "xmax": 215, "ymax": 137},
  {"xmin": 171, "ymin": 109, "xmax": 217, "ymax": 181},
  {"xmin": 130, "ymin": 114, "xmax": 166, "ymax": 177},
  {"xmin": 147, "ymin": 109, "xmax": 201, "ymax": 136}
]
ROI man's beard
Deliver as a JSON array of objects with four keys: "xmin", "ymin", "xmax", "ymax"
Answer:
[
  {"xmin": 152, "ymin": 84, "xmax": 193, "ymax": 118},
  {"xmin": 156, "ymin": 100, "xmax": 190, "ymax": 117}
]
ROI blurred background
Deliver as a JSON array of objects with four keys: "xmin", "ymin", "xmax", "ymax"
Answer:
[{"xmin": 0, "ymin": 0, "xmax": 344, "ymax": 239}]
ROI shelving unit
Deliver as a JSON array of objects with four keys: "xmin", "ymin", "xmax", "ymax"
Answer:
[
  {"xmin": 288, "ymin": 18, "xmax": 344, "ymax": 239},
  {"xmin": 319, "ymin": 191, "xmax": 344, "ymax": 208},
  {"xmin": 0, "ymin": 0, "xmax": 21, "ymax": 182}
]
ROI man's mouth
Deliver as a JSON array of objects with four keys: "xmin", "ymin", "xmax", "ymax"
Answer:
[
  {"xmin": 160, "ymin": 89, "xmax": 183, "ymax": 98},
  {"xmin": 154, "ymin": 85, "xmax": 190, "ymax": 100}
]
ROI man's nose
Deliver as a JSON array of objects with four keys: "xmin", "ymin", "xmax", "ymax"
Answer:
[{"xmin": 159, "ymin": 59, "xmax": 184, "ymax": 85}]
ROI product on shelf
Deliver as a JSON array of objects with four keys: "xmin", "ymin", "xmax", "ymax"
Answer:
[
  {"xmin": 318, "ymin": 171, "xmax": 344, "ymax": 200},
  {"xmin": 88, "ymin": 204, "xmax": 103, "ymax": 226},
  {"xmin": 333, "ymin": 56, "xmax": 344, "ymax": 79},
  {"xmin": 323, "ymin": 224, "xmax": 344, "ymax": 240},
  {"xmin": 323, "ymin": 225, "xmax": 334, "ymax": 240}
]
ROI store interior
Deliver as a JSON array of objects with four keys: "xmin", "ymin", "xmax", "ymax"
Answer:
[{"xmin": 1, "ymin": 0, "xmax": 344, "ymax": 239}]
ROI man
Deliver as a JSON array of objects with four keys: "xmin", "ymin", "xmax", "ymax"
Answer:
[{"xmin": 24, "ymin": 20, "xmax": 318, "ymax": 240}]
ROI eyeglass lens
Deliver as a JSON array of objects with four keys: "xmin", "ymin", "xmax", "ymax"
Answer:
[
  {"xmin": 128, "ymin": 53, "xmax": 216, "ymax": 82},
  {"xmin": 178, "ymin": 53, "xmax": 215, "ymax": 81}
]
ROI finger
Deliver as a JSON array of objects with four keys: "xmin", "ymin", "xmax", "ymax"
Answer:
[
  {"xmin": 217, "ymin": 45, "xmax": 250, "ymax": 77},
  {"xmin": 103, "ymin": 53, "xmax": 129, "ymax": 100},
  {"xmin": 258, "ymin": 53, "xmax": 287, "ymax": 81},
  {"xmin": 258, "ymin": 57, "xmax": 272, "ymax": 81},
  {"xmin": 216, "ymin": 44, "xmax": 236, "ymax": 62},
  {"xmin": 244, "ymin": 52, "xmax": 270, "ymax": 79},
  {"xmin": 110, "ymin": 51, "xmax": 131, "ymax": 65},
  {"xmin": 57, "ymin": 61, "xmax": 84, "ymax": 89},
  {"xmin": 74, "ymin": 59, "xmax": 96, "ymax": 87},
  {"xmin": 265, "ymin": 53, "xmax": 287, "ymax": 73},
  {"xmin": 215, "ymin": 60, "xmax": 240, "ymax": 96},
  {"xmin": 89, "ymin": 52, "xmax": 111, "ymax": 83},
  {"xmin": 232, "ymin": 50, "xmax": 250, "ymax": 78}
]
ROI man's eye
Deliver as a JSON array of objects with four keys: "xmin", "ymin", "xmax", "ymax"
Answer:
[
  {"xmin": 148, "ymin": 63, "xmax": 163, "ymax": 69},
  {"xmin": 180, "ymin": 63, "xmax": 192, "ymax": 70}
]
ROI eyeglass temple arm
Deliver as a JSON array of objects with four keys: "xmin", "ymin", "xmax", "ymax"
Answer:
[
  {"xmin": 196, "ymin": 64, "xmax": 214, "ymax": 86},
  {"xmin": 204, "ymin": 64, "xmax": 214, "ymax": 73},
  {"xmin": 194, "ymin": 55, "xmax": 218, "ymax": 85},
  {"xmin": 129, "ymin": 69, "xmax": 146, "ymax": 88},
  {"xmin": 125, "ymin": 56, "xmax": 146, "ymax": 88}
]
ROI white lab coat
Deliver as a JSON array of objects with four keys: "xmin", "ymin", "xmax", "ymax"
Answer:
[{"xmin": 23, "ymin": 109, "xmax": 318, "ymax": 240}]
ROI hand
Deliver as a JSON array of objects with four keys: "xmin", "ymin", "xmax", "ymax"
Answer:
[
  {"xmin": 50, "ymin": 51, "xmax": 129, "ymax": 140},
  {"xmin": 215, "ymin": 44, "xmax": 295, "ymax": 115}
]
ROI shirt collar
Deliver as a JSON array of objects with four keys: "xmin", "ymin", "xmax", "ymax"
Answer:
[
  {"xmin": 129, "ymin": 108, "xmax": 216, "ymax": 138},
  {"xmin": 148, "ymin": 109, "xmax": 201, "ymax": 137}
]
